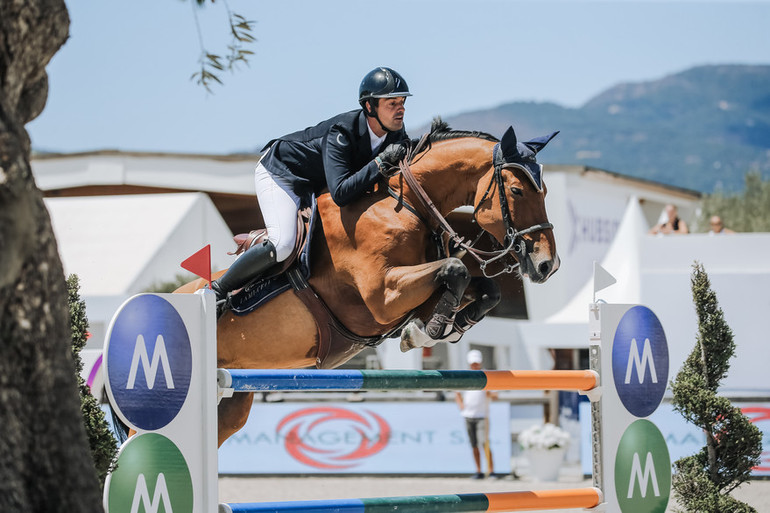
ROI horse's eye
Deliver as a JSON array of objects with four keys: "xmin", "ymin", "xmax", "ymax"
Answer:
[{"xmin": 510, "ymin": 186, "xmax": 523, "ymax": 196}]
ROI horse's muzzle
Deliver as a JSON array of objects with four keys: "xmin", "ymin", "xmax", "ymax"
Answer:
[{"xmin": 523, "ymin": 251, "xmax": 560, "ymax": 283}]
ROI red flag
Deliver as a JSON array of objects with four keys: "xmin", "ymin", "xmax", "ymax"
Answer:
[{"xmin": 181, "ymin": 245, "xmax": 212, "ymax": 286}]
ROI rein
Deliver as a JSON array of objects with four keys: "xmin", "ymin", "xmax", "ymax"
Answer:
[{"xmin": 389, "ymin": 135, "xmax": 553, "ymax": 278}]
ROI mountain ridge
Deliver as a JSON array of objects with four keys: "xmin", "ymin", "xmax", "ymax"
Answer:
[{"xmin": 421, "ymin": 64, "xmax": 770, "ymax": 193}]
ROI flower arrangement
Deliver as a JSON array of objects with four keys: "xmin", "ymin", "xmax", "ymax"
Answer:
[{"xmin": 518, "ymin": 423, "xmax": 570, "ymax": 451}]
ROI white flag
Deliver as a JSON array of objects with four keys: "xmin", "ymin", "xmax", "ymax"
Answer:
[{"xmin": 593, "ymin": 261, "xmax": 616, "ymax": 298}]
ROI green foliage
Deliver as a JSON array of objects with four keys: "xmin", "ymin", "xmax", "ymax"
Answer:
[
  {"xmin": 669, "ymin": 263, "xmax": 762, "ymax": 512},
  {"xmin": 189, "ymin": 0, "xmax": 256, "ymax": 93},
  {"xmin": 696, "ymin": 172, "xmax": 770, "ymax": 232},
  {"xmin": 67, "ymin": 274, "xmax": 118, "ymax": 489},
  {"xmin": 144, "ymin": 273, "xmax": 198, "ymax": 293}
]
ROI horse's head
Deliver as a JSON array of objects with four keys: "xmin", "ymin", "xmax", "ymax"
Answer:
[{"xmin": 473, "ymin": 126, "xmax": 560, "ymax": 283}]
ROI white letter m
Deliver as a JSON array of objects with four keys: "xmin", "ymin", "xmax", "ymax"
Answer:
[
  {"xmin": 127, "ymin": 334, "xmax": 175, "ymax": 390},
  {"xmin": 627, "ymin": 451, "xmax": 661, "ymax": 498},
  {"xmin": 624, "ymin": 338, "xmax": 658, "ymax": 384},
  {"xmin": 130, "ymin": 473, "xmax": 173, "ymax": 513}
]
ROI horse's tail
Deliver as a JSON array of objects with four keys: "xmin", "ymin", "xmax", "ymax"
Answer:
[{"xmin": 108, "ymin": 402, "xmax": 130, "ymax": 444}]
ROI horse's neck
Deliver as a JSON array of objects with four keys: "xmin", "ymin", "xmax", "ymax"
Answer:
[{"xmin": 413, "ymin": 139, "xmax": 493, "ymax": 215}]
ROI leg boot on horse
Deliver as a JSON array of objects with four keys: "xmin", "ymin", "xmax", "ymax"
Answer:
[
  {"xmin": 211, "ymin": 240, "xmax": 277, "ymax": 301},
  {"xmin": 424, "ymin": 257, "xmax": 471, "ymax": 339}
]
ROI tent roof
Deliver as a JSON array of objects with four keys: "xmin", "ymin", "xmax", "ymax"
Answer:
[{"xmin": 46, "ymin": 193, "xmax": 236, "ymax": 296}]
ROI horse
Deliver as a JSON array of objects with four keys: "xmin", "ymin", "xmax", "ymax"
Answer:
[{"xmin": 177, "ymin": 120, "xmax": 560, "ymax": 446}]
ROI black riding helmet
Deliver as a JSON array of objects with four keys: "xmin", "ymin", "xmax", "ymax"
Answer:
[{"xmin": 359, "ymin": 67, "xmax": 411, "ymax": 116}]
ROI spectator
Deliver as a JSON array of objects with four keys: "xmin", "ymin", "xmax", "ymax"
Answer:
[
  {"xmin": 708, "ymin": 215, "xmax": 735, "ymax": 234},
  {"xmin": 455, "ymin": 350, "xmax": 498, "ymax": 479},
  {"xmin": 649, "ymin": 204, "xmax": 689, "ymax": 235}
]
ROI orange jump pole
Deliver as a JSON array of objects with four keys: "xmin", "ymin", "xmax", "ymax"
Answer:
[
  {"xmin": 483, "ymin": 370, "xmax": 599, "ymax": 392},
  {"xmin": 486, "ymin": 487, "xmax": 603, "ymax": 511}
]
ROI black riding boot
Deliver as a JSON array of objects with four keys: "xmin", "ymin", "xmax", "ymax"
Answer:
[{"xmin": 211, "ymin": 240, "xmax": 277, "ymax": 301}]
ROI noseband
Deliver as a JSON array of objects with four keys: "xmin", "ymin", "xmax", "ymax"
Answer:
[{"xmin": 389, "ymin": 137, "xmax": 553, "ymax": 278}]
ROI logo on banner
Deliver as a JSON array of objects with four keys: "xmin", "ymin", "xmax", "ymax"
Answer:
[
  {"xmin": 612, "ymin": 305, "xmax": 669, "ymax": 418},
  {"xmin": 107, "ymin": 294, "xmax": 193, "ymax": 430},
  {"xmin": 106, "ymin": 433, "xmax": 193, "ymax": 513},
  {"xmin": 741, "ymin": 406, "xmax": 770, "ymax": 474},
  {"xmin": 614, "ymin": 419, "xmax": 671, "ymax": 513},
  {"xmin": 276, "ymin": 407, "xmax": 390, "ymax": 469}
]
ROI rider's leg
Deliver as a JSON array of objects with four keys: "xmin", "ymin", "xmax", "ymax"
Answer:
[
  {"xmin": 212, "ymin": 161, "xmax": 299, "ymax": 301},
  {"xmin": 211, "ymin": 239, "xmax": 277, "ymax": 300}
]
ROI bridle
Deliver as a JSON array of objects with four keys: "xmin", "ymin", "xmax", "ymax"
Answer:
[{"xmin": 386, "ymin": 135, "xmax": 553, "ymax": 278}]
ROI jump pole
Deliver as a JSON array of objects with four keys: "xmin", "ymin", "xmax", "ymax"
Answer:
[
  {"xmin": 220, "ymin": 487, "xmax": 604, "ymax": 513},
  {"xmin": 102, "ymin": 289, "xmax": 672, "ymax": 513},
  {"xmin": 217, "ymin": 368, "xmax": 600, "ymax": 399}
]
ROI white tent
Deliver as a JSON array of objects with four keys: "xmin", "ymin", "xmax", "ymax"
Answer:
[
  {"xmin": 546, "ymin": 196, "xmax": 647, "ymax": 323},
  {"xmin": 45, "ymin": 192, "xmax": 237, "ymax": 348}
]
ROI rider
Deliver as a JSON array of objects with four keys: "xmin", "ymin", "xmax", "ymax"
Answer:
[{"xmin": 212, "ymin": 67, "xmax": 412, "ymax": 301}]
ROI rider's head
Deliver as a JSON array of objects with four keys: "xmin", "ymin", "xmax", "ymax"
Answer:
[{"xmin": 359, "ymin": 67, "xmax": 411, "ymax": 134}]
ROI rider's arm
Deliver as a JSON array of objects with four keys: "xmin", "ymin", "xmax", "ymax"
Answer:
[{"xmin": 322, "ymin": 124, "xmax": 382, "ymax": 207}]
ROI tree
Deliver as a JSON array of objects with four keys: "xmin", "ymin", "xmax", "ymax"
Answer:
[
  {"xmin": 190, "ymin": 0, "xmax": 256, "ymax": 93},
  {"xmin": 670, "ymin": 263, "xmax": 763, "ymax": 512},
  {"xmin": 68, "ymin": 274, "xmax": 118, "ymax": 488},
  {"xmin": 1, "ymin": 1, "xmax": 254, "ymax": 509},
  {"xmin": 696, "ymin": 172, "xmax": 770, "ymax": 232},
  {"xmin": 0, "ymin": 1, "xmax": 105, "ymax": 510}
]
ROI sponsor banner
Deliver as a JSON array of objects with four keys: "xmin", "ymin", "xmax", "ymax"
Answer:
[
  {"xmin": 735, "ymin": 402, "xmax": 770, "ymax": 477},
  {"xmin": 219, "ymin": 402, "xmax": 511, "ymax": 474}
]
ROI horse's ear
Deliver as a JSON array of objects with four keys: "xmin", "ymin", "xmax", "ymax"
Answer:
[
  {"xmin": 524, "ymin": 131, "xmax": 560, "ymax": 155},
  {"xmin": 500, "ymin": 126, "xmax": 518, "ymax": 159}
]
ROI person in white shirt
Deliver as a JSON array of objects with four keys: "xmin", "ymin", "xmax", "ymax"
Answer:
[{"xmin": 455, "ymin": 349, "xmax": 498, "ymax": 479}]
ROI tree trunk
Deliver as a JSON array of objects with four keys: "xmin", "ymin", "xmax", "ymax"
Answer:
[{"xmin": 0, "ymin": 1, "xmax": 103, "ymax": 511}]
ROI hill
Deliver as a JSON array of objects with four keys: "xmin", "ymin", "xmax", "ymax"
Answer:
[{"xmin": 423, "ymin": 65, "xmax": 770, "ymax": 193}]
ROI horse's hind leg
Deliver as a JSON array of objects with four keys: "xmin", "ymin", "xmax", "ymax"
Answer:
[
  {"xmin": 218, "ymin": 391, "xmax": 254, "ymax": 447},
  {"xmin": 424, "ymin": 258, "xmax": 471, "ymax": 338}
]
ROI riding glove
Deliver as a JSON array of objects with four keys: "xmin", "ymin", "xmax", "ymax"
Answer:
[{"xmin": 375, "ymin": 143, "xmax": 407, "ymax": 177}]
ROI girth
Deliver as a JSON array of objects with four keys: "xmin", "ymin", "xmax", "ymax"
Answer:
[{"xmin": 286, "ymin": 267, "xmax": 413, "ymax": 369}]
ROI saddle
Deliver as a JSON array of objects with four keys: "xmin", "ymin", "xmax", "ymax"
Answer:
[{"xmin": 226, "ymin": 202, "xmax": 392, "ymax": 369}]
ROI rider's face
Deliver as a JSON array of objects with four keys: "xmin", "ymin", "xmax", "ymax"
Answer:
[{"xmin": 374, "ymin": 97, "xmax": 406, "ymax": 133}]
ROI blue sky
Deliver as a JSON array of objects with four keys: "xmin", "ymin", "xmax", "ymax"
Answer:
[{"xmin": 26, "ymin": 0, "xmax": 770, "ymax": 155}]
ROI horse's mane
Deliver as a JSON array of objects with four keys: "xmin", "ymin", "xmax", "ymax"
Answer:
[{"xmin": 426, "ymin": 117, "xmax": 498, "ymax": 143}]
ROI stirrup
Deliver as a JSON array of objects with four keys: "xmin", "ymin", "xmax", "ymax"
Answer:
[{"xmin": 215, "ymin": 295, "xmax": 230, "ymax": 319}]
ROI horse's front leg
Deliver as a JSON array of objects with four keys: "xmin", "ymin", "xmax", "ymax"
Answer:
[
  {"xmin": 444, "ymin": 276, "xmax": 501, "ymax": 343},
  {"xmin": 422, "ymin": 258, "xmax": 472, "ymax": 339},
  {"xmin": 361, "ymin": 257, "xmax": 469, "ymax": 326},
  {"xmin": 400, "ymin": 276, "xmax": 499, "ymax": 351}
]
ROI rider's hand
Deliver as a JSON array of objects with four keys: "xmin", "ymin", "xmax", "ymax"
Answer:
[{"xmin": 375, "ymin": 143, "xmax": 407, "ymax": 177}]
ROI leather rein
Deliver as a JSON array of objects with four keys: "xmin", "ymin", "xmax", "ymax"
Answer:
[{"xmin": 386, "ymin": 134, "xmax": 553, "ymax": 278}]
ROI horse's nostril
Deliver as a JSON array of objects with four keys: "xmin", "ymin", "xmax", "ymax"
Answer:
[{"xmin": 538, "ymin": 260, "xmax": 552, "ymax": 276}]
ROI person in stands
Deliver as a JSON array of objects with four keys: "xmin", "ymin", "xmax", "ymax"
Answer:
[
  {"xmin": 708, "ymin": 215, "xmax": 735, "ymax": 234},
  {"xmin": 649, "ymin": 204, "xmax": 689, "ymax": 235},
  {"xmin": 212, "ymin": 67, "xmax": 411, "ymax": 301},
  {"xmin": 456, "ymin": 350, "xmax": 498, "ymax": 479}
]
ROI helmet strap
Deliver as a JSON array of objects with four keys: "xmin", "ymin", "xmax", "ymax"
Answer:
[{"xmin": 364, "ymin": 99, "xmax": 394, "ymax": 134}]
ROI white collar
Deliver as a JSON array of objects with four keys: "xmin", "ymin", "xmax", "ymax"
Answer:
[{"xmin": 367, "ymin": 121, "xmax": 387, "ymax": 154}]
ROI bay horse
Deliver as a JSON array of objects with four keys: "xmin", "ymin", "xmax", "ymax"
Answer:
[{"xmin": 177, "ymin": 120, "xmax": 560, "ymax": 446}]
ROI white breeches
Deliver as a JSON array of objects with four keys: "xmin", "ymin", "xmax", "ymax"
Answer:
[{"xmin": 254, "ymin": 162, "xmax": 300, "ymax": 262}]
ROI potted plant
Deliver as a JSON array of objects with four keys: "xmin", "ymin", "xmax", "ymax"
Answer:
[{"xmin": 518, "ymin": 423, "xmax": 571, "ymax": 481}]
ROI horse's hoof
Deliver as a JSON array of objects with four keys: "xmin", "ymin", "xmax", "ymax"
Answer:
[{"xmin": 400, "ymin": 320, "xmax": 436, "ymax": 351}]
